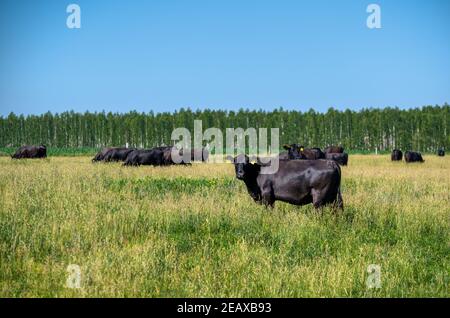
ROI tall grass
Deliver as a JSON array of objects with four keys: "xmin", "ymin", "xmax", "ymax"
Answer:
[{"xmin": 0, "ymin": 155, "xmax": 448, "ymax": 297}]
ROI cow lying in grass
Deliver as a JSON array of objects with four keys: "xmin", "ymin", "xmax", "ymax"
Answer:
[
  {"xmin": 123, "ymin": 148, "xmax": 166, "ymax": 166},
  {"xmin": 229, "ymin": 155, "xmax": 343, "ymax": 210},
  {"xmin": 405, "ymin": 151, "xmax": 424, "ymax": 163},
  {"xmin": 12, "ymin": 145, "xmax": 47, "ymax": 159}
]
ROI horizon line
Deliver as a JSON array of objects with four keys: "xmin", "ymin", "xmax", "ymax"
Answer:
[{"xmin": 1, "ymin": 103, "xmax": 449, "ymax": 117}]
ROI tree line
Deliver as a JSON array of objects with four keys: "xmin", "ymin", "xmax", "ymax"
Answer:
[{"xmin": 0, "ymin": 105, "xmax": 448, "ymax": 152}]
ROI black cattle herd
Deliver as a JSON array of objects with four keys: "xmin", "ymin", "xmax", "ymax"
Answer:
[
  {"xmin": 390, "ymin": 149, "xmax": 430, "ymax": 163},
  {"xmin": 7, "ymin": 144, "xmax": 446, "ymax": 210},
  {"xmin": 91, "ymin": 146, "xmax": 209, "ymax": 166}
]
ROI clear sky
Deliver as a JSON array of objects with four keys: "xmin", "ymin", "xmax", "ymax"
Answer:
[{"xmin": 0, "ymin": 0, "xmax": 449, "ymax": 116}]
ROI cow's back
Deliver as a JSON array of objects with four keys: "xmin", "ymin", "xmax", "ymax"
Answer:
[{"xmin": 261, "ymin": 159, "xmax": 340, "ymax": 189}]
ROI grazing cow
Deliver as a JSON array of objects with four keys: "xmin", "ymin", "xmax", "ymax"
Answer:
[
  {"xmin": 437, "ymin": 148, "xmax": 445, "ymax": 157},
  {"xmin": 92, "ymin": 147, "xmax": 115, "ymax": 162},
  {"xmin": 283, "ymin": 144, "xmax": 325, "ymax": 160},
  {"xmin": 12, "ymin": 145, "xmax": 47, "ymax": 159},
  {"xmin": 229, "ymin": 155, "xmax": 343, "ymax": 210},
  {"xmin": 391, "ymin": 149, "xmax": 403, "ymax": 161},
  {"xmin": 103, "ymin": 148, "xmax": 136, "ymax": 162},
  {"xmin": 405, "ymin": 151, "xmax": 424, "ymax": 163},
  {"xmin": 325, "ymin": 152, "xmax": 348, "ymax": 166},
  {"xmin": 123, "ymin": 149, "xmax": 165, "ymax": 166},
  {"xmin": 324, "ymin": 146, "xmax": 344, "ymax": 154}
]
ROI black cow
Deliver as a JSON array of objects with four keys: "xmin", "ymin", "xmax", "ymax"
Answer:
[
  {"xmin": 12, "ymin": 145, "xmax": 47, "ymax": 159},
  {"xmin": 310, "ymin": 147, "xmax": 326, "ymax": 159},
  {"xmin": 283, "ymin": 144, "xmax": 325, "ymax": 160},
  {"xmin": 156, "ymin": 146, "xmax": 191, "ymax": 165},
  {"xmin": 160, "ymin": 146, "xmax": 175, "ymax": 165},
  {"xmin": 324, "ymin": 146, "xmax": 344, "ymax": 154},
  {"xmin": 277, "ymin": 152, "xmax": 290, "ymax": 160},
  {"xmin": 123, "ymin": 149, "xmax": 165, "ymax": 166},
  {"xmin": 104, "ymin": 148, "xmax": 136, "ymax": 162},
  {"xmin": 164, "ymin": 147, "xmax": 209, "ymax": 164},
  {"xmin": 325, "ymin": 152, "xmax": 348, "ymax": 166},
  {"xmin": 391, "ymin": 149, "xmax": 403, "ymax": 161},
  {"xmin": 92, "ymin": 147, "xmax": 115, "ymax": 162},
  {"xmin": 405, "ymin": 151, "xmax": 424, "ymax": 163},
  {"xmin": 229, "ymin": 155, "xmax": 343, "ymax": 210},
  {"xmin": 190, "ymin": 148, "xmax": 209, "ymax": 162},
  {"xmin": 437, "ymin": 148, "xmax": 445, "ymax": 157}
]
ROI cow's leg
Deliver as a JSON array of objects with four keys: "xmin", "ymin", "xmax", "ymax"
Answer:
[
  {"xmin": 311, "ymin": 188, "xmax": 324, "ymax": 209},
  {"xmin": 335, "ymin": 188, "xmax": 344, "ymax": 211},
  {"xmin": 313, "ymin": 186, "xmax": 343, "ymax": 213},
  {"xmin": 261, "ymin": 182, "xmax": 274, "ymax": 209}
]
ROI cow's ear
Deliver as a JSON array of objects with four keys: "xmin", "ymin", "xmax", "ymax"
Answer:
[
  {"xmin": 225, "ymin": 155, "xmax": 235, "ymax": 163},
  {"xmin": 283, "ymin": 144, "xmax": 291, "ymax": 150},
  {"xmin": 256, "ymin": 157, "xmax": 272, "ymax": 167}
]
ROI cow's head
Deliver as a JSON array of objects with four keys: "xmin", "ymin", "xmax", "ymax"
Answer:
[
  {"xmin": 282, "ymin": 144, "xmax": 304, "ymax": 159},
  {"xmin": 227, "ymin": 154, "xmax": 259, "ymax": 180}
]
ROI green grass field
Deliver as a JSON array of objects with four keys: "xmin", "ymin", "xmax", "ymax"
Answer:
[{"xmin": 0, "ymin": 155, "xmax": 448, "ymax": 297}]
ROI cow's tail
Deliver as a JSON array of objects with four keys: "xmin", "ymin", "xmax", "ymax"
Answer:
[{"xmin": 329, "ymin": 160, "xmax": 344, "ymax": 211}]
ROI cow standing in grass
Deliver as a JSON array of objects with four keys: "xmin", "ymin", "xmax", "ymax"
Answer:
[
  {"xmin": 92, "ymin": 147, "xmax": 114, "ymax": 162},
  {"xmin": 391, "ymin": 149, "xmax": 403, "ymax": 161},
  {"xmin": 325, "ymin": 152, "xmax": 348, "ymax": 166},
  {"xmin": 229, "ymin": 155, "xmax": 343, "ymax": 210},
  {"xmin": 93, "ymin": 147, "xmax": 135, "ymax": 162},
  {"xmin": 323, "ymin": 145, "xmax": 348, "ymax": 166},
  {"xmin": 283, "ymin": 144, "xmax": 325, "ymax": 160},
  {"xmin": 103, "ymin": 148, "xmax": 136, "ymax": 162}
]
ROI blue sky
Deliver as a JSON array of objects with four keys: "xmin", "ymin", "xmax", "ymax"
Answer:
[{"xmin": 0, "ymin": 0, "xmax": 449, "ymax": 116}]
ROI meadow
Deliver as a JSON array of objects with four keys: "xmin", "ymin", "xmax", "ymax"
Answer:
[{"xmin": 0, "ymin": 155, "xmax": 448, "ymax": 297}]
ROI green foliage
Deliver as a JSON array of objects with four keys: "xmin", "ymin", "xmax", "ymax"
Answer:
[
  {"xmin": 103, "ymin": 177, "xmax": 237, "ymax": 198},
  {"xmin": 0, "ymin": 105, "xmax": 448, "ymax": 152}
]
